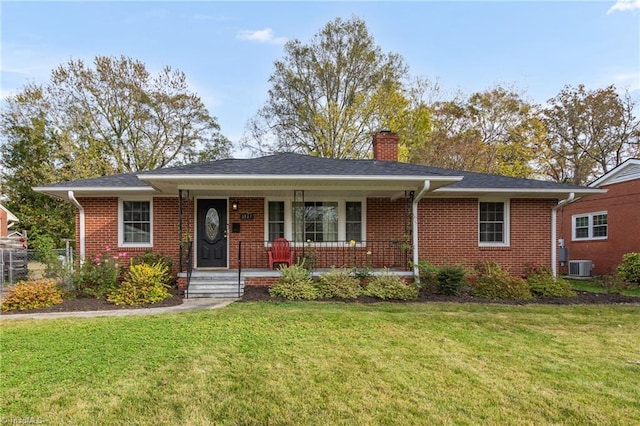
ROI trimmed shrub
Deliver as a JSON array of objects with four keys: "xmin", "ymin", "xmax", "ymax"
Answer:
[
  {"xmin": 527, "ymin": 273, "xmax": 576, "ymax": 298},
  {"xmin": 617, "ymin": 252, "xmax": 640, "ymax": 283},
  {"xmin": 269, "ymin": 264, "xmax": 318, "ymax": 300},
  {"xmin": 436, "ymin": 265, "xmax": 467, "ymax": 296},
  {"xmin": 132, "ymin": 251, "xmax": 174, "ymax": 271},
  {"xmin": 107, "ymin": 262, "xmax": 172, "ymax": 306},
  {"xmin": 416, "ymin": 260, "xmax": 439, "ymax": 292},
  {"xmin": 473, "ymin": 262, "xmax": 532, "ymax": 300},
  {"xmin": 523, "ymin": 262, "xmax": 552, "ymax": 278},
  {"xmin": 353, "ymin": 266, "xmax": 374, "ymax": 281},
  {"xmin": 1, "ymin": 279, "xmax": 63, "ymax": 311},
  {"xmin": 316, "ymin": 268, "xmax": 361, "ymax": 299},
  {"xmin": 363, "ymin": 270, "xmax": 418, "ymax": 300}
]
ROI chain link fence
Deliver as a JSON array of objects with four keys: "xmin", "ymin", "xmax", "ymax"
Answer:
[{"xmin": 1, "ymin": 245, "xmax": 74, "ymax": 286}]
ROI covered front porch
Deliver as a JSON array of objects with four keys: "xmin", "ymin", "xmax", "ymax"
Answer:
[
  {"xmin": 179, "ymin": 266, "xmax": 415, "ymax": 299},
  {"xmin": 178, "ymin": 237, "xmax": 414, "ymax": 297}
]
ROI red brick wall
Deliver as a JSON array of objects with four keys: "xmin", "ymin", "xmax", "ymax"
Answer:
[
  {"xmin": 75, "ymin": 196, "xmax": 557, "ymax": 277},
  {"xmin": 245, "ymin": 277, "xmax": 279, "ymax": 287},
  {"xmin": 77, "ymin": 197, "xmax": 187, "ymax": 275},
  {"xmin": 418, "ymin": 198, "xmax": 557, "ymax": 276},
  {"xmin": 560, "ymin": 179, "xmax": 640, "ymax": 275},
  {"xmin": 228, "ymin": 197, "xmax": 266, "ymax": 268}
]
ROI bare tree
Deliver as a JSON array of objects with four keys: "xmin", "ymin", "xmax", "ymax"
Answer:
[{"xmin": 242, "ymin": 17, "xmax": 408, "ymax": 159}]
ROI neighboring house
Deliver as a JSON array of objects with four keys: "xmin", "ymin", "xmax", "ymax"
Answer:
[
  {"xmin": 34, "ymin": 131, "xmax": 601, "ymax": 297},
  {"xmin": 560, "ymin": 158, "xmax": 640, "ymax": 277},
  {"xmin": 0, "ymin": 204, "xmax": 27, "ymax": 284},
  {"xmin": 0, "ymin": 204, "xmax": 19, "ymax": 237}
]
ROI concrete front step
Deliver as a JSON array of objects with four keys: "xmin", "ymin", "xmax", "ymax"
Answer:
[{"xmin": 187, "ymin": 281, "xmax": 244, "ymax": 299}]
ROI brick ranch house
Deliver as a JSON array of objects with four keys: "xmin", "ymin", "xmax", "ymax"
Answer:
[
  {"xmin": 34, "ymin": 131, "xmax": 601, "ymax": 297},
  {"xmin": 559, "ymin": 158, "xmax": 640, "ymax": 277}
]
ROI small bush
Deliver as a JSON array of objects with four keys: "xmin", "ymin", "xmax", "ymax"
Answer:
[
  {"xmin": 473, "ymin": 262, "xmax": 532, "ymax": 300},
  {"xmin": 353, "ymin": 266, "xmax": 374, "ymax": 281},
  {"xmin": 316, "ymin": 268, "xmax": 361, "ymax": 299},
  {"xmin": 436, "ymin": 265, "xmax": 467, "ymax": 296},
  {"xmin": 523, "ymin": 262, "xmax": 552, "ymax": 278},
  {"xmin": 74, "ymin": 248, "xmax": 127, "ymax": 298},
  {"xmin": 363, "ymin": 270, "xmax": 418, "ymax": 300},
  {"xmin": 527, "ymin": 274, "xmax": 576, "ymax": 298},
  {"xmin": 617, "ymin": 252, "xmax": 640, "ymax": 283},
  {"xmin": 132, "ymin": 251, "xmax": 174, "ymax": 270},
  {"xmin": 596, "ymin": 274, "xmax": 630, "ymax": 294},
  {"xmin": 1, "ymin": 279, "xmax": 63, "ymax": 311},
  {"xmin": 416, "ymin": 260, "xmax": 439, "ymax": 291},
  {"xmin": 107, "ymin": 262, "xmax": 172, "ymax": 306},
  {"xmin": 269, "ymin": 264, "xmax": 318, "ymax": 300}
]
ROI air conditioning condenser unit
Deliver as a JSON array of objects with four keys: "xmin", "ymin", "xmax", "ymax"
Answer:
[{"xmin": 569, "ymin": 260, "xmax": 592, "ymax": 277}]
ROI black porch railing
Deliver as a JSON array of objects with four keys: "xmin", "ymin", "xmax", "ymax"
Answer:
[
  {"xmin": 237, "ymin": 240, "xmax": 411, "ymax": 276},
  {"xmin": 180, "ymin": 240, "xmax": 193, "ymax": 297}
]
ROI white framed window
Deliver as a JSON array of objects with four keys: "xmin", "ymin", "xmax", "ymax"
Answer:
[
  {"xmin": 478, "ymin": 200, "xmax": 510, "ymax": 246},
  {"xmin": 118, "ymin": 198, "xmax": 153, "ymax": 247},
  {"xmin": 264, "ymin": 198, "xmax": 365, "ymax": 244},
  {"xmin": 572, "ymin": 212, "xmax": 607, "ymax": 241},
  {"xmin": 267, "ymin": 201, "xmax": 285, "ymax": 241}
]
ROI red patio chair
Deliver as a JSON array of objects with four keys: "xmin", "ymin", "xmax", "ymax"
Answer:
[{"xmin": 268, "ymin": 238, "xmax": 294, "ymax": 270}]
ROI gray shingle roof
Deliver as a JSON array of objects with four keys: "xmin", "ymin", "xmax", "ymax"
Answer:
[
  {"xmin": 41, "ymin": 172, "xmax": 151, "ymax": 189},
  {"xmin": 139, "ymin": 153, "xmax": 449, "ymax": 177},
  {"xmin": 40, "ymin": 152, "xmax": 589, "ymax": 191}
]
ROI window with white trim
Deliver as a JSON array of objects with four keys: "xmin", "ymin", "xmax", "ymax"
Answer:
[
  {"xmin": 265, "ymin": 199, "xmax": 364, "ymax": 243},
  {"xmin": 119, "ymin": 199, "xmax": 153, "ymax": 246},
  {"xmin": 478, "ymin": 200, "xmax": 510, "ymax": 246},
  {"xmin": 346, "ymin": 201, "xmax": 363, "ymax": 242},
  {"xmin": 572, "ymin": 212, "xmax": 607, "ymax": 240},
  {"xmin": 267, "ymin": 201, "xmax": 285, "ymax": 241}
]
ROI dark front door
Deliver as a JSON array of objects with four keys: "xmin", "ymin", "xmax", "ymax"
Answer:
[{"xmin": 197, "ymin": 199, "xmax": 228, "ymax": 268}]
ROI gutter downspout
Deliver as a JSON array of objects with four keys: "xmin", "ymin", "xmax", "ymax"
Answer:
[
  {"xmin": 67, "ymin": 191, "xmax": 86, "ymax": 263},
  {"xmin": 551, "ymin": 192, "xmax": 575, "ymax": 277},
  {"xmin": 412, "ymin": 181, "xmax": 431, "ymax": 283}
]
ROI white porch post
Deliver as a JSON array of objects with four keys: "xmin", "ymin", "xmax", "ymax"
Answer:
[{"xmin": 412, "ymin": 181, "xmax": 431, "ymax": 283}]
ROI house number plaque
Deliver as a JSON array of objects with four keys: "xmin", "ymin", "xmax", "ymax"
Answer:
[{"xmin": 240, "ymin": 213, "xmax": 254, "ymax": 220}]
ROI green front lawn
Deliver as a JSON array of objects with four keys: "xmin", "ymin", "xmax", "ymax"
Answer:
[{"xmin": 2, "ymin": 302, "xmax": 639, "ymax": 425}]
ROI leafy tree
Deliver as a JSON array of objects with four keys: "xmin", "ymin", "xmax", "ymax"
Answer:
[
  {"xmin": 376, "ymin": 76, "xmax": 434, "ymax": 162},
  {"xmin": 409, "ymin": 86, "xmax": 542, "ymax": 177},
  {"xmin": 541, "ymin": 84, "xmax": 640, "ymax": 184},
  {"xmin": 408, "ymin": 95, "xmax": 487, "ymax": 171},
  {"xmin": 242, "ymin": 16, "xmax": 408, "ymax": 159},
  {"xmin": 0, "ymin": 84, "xmax": 76, "ymax": 244},
  {"xmin": 1, "ymin": 55, "xmax": 231, "ymax": 245},
  {"xmin": 47, "ymin": 55, "xmax": 231, "ymax": 172}
]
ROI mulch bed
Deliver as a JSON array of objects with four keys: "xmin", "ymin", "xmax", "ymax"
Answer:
[
  {"xmin": 1, "ymin": 288, "xmax": 184, "ymax": 315},
  {"xmin": 2, "ymin": 286, "xmax": 637, "ymax": 315},
  {"xmin": 241, "ymin": 285, "xmax": 640, "ymax": 305}
]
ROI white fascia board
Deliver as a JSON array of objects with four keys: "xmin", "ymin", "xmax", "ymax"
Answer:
[
  {"xmin": 432, "ymin": 187, "xmax": 606, "ymax": 196},
  {"xmin": 33, "ymin": 186, "xmax": 154, "ymax": 192},
  {"xmin": 32, "ymin": 186, "xmax": 157, "ymax": 199}
]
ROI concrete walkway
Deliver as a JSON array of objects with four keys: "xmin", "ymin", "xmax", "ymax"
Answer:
[{"xmin": 0, "ymin": 298, "xmax": 238, "ymax": 320}]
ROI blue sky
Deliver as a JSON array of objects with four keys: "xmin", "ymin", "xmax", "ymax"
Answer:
[{"xmin": 2, "ymin": 1, "xmax": 639, "ymax": 156}]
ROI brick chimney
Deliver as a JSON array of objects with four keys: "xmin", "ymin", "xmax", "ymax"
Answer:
[{"xmin": 372, "ymin": 130, "xmax": 399, "ymax": 161}]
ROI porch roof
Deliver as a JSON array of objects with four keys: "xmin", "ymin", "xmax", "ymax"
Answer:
[{"xmin": 33, "ymin": 152, "xmax": 604, "ymax": 199}]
